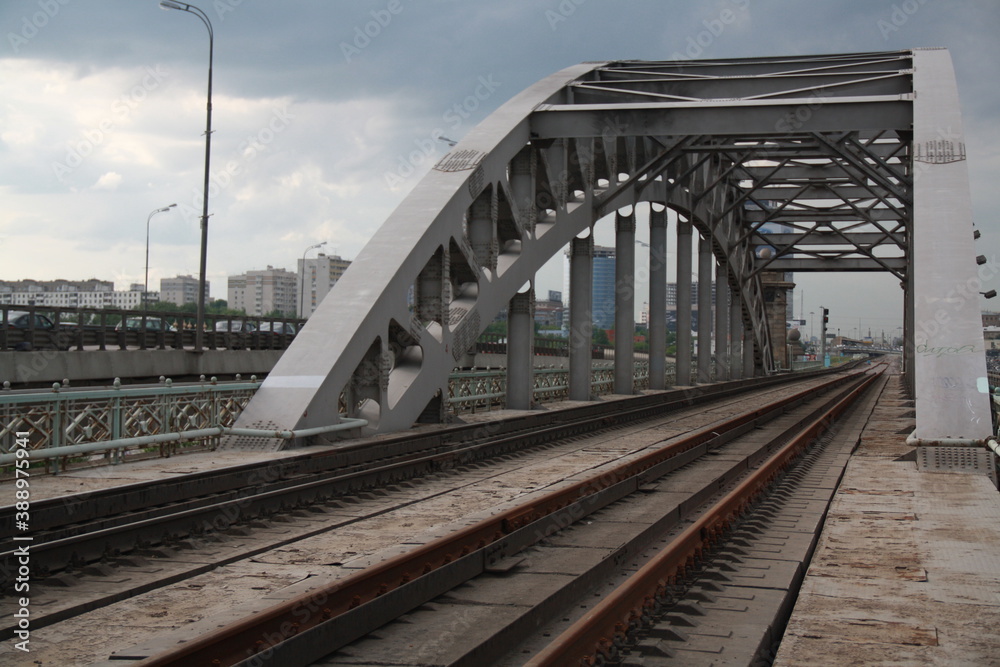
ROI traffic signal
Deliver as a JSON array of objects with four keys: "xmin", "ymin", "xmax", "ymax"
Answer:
[{"xmin": 822, "ymin": 308, "xmax": 829, "ymax": 326}]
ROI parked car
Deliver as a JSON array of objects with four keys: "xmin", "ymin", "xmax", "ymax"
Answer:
[
  {"xmin": 115, "ymin": 317, "xmax": 176, "ymax": 332},
  {"xmin": 3, "ymin": 311, "xmax": 70, "ymax": 351},
  {"xmin": 258, "ymin": 322, "xmax": 297, "ymax": 335},
  {"xmin": 215, "ymin": 321, "xmax": 256, "ymax": 333},
  {"xmin": 4, "ymin": 311, "xmax": 56, "ymax": 330}
]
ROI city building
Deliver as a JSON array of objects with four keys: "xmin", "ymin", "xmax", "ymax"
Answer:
[
  {"xmin": 0, "ymin": 279, "xmax": 154, "ymax": 309},
  {"xmin": 298, "ymin": 253, "xmax": 352, "ymax": 318},
  {"xmin": 228, "ymin": 266, "xmax": 298, "ymax": 317},
  {"xmin": 562, "ymin": 245, "xmax": 617, "ymax": 331},
  {"xmin": 643, "ymin": 281, "xmax": 716, "ymax": 331},
  {"xmin": 535, "ymin": 290, "xmax": 564, "ymax": 328},
  {"xmin": 160, "ymin": 275, "xmax": 210, "ymax": 307}
]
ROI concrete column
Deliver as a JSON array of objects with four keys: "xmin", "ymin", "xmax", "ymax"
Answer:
[
  {"xmin": 676, "ymin": 219, "xmax": 693, "ymax": 385},
  {"xmin": 614, "ymin": 209, "xmax": 636, "ymax": 395},
  {"xmin": 715, "ymin": 262, "xmax": 730, "ymax": 381},
  {"xmin": 729, "ymin": 293, "xmax": 743, "ymax": 379},
  {"xmin": 569, "ymin": 234, "xmax": 594, "ymax": 401},
  {"xmin": 507, "ymin": 288, "xmax": 534, "ymax": 410},
  {"xmin": 648, "ymin": 206, "xmax": 668, "ymax": 390},
  {"xmin": 697, "ymin": 234, "xmax": 713, "ymax": 383}
]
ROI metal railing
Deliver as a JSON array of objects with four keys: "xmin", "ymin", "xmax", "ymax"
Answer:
[
  {"xmin": 1, "ymin": 376, "xmax": 261, "ymax": 472},
  {"xmin": 2, "ymin": 361, "xmax": 659, "ymax": 472},
  {"xmin": 448, "ymin": 361, "xmax": 656, "ymax": 413},
  {"xmin": 0, "ymin": 304, "xmax": 303, "ymax": 352}
]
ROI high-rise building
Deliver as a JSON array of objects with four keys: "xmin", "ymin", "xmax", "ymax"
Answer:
[
  {"xmin": 297, "ymin": 253, "xmax": 352, "ymax": 318},
  {"xmin": 641, "ymin": 281, "xmax": 715, "ymax": 331},
  {"xmin": 562, "ymin": 245, "xmax": 617, "ymax": 331},
  {"xmin": 228, "ymin": 266, "xmax": 298, "ymax": 317},
  {"xmin": 160, "ymin": 275, "xmax": 210, "ymax": 307}
]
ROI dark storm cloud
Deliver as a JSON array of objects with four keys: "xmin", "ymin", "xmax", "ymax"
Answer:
[{"xmin": 1, "ymin": 0, "xmax": 997, "ymax": 321}]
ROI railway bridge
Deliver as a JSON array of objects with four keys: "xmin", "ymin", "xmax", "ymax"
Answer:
[
  {"xmin": 232, "ymin": 48, "xmax": 991, "ymax": 449},
  {"xmin": 3, "ymin": 49, "xmax": 999, "ymax": 667}
]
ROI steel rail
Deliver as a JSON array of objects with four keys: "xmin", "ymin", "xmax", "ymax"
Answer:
[
  {"xmin": 1, "ymin": 364, "xmax": 859, "ymax": 541},
  {"xmin": 0, "ymin": 367, "xmax": 862, "ymax": 612},
  {"xmin": 0, "ymin": 362, "xmax": 860, "ymax": 556},
  {"xmin": 523, "ymin": 365, "xmax": 884, "ymax": 666},
  {"xmin": 129, "ymin": 367, "xmax": 874, "ymax": 667}
]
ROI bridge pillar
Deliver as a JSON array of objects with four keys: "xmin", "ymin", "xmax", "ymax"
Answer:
[
  {"xmin": 648, "ymin": 206, "xmax": 668, "ymax": 390},
  {"xmin": 676, "ymin": 219, "xmax": 693, "ymax": 386},
  {"xmin": 569, "ymin": 234, "xmax": 594, "ymax": 401},
  {"xmin": 507, "ymin": 288, "xmax": 535, "ymax": 410},
  {"xmin": 762, "ymin": 272, "xmax": 794, "ymax": 370},
  {"xmin": 614, "ymin": 209, "xmax": 636, "ymax": 395},
  {"xmin": 729, "ymin": 297, "xmax": 743, "ymax": 379},
  {"xmin": 911, "ymin": 48, "xmax": 992, "ymax": 439},
  {"xmin": 697, "ymin": 233, "xmax": 713, "ymax": 383},
  {"xmin": 715, "ymin": 262, "xmax": 730, "ymax": 381}
]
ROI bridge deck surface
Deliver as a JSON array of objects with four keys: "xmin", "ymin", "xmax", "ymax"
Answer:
[
  {"xmin": 776, "ymin": 374, "xmax": 1000, "ymax": 666},
  {"xmin": 8, "ymin": 384, "xmax": 1000, "ymax": 664}
]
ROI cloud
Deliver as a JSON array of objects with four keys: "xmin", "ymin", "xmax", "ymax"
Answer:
[
  {"xmin": 0, "ymin": 0, "xmax": 996, "ymax": 332},
  {"xmin": 92, "ymin": 171, "xmax": 122, "ymax": 190}
]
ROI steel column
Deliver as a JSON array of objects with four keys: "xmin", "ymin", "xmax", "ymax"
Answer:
[
  {"xmin": 676, "ymin": 219, "xmax": 693, "ymax": 386},
  {"xmin": 648, "ymin": 206, "xmax": 668, "ymax": 390},
  {"xmin": 697, "ymin": 233, "xmax": 713, "ymax": 383},
  {"xmin": 614, "ymin": 209, "xmax": 636, "ymax": 395},
  {"xmin": 743, "ymin": 325, "xmax": 755, "ymax": 378},
  {"xmin": 715, "ymin": 264, "xmax": 730, "ymax": 381},
  {"xmin": 569, "ymin": 235, "xmax": 594, "ymax": 401},
  {"xmin": 506, "ymin": 288, "xmax": 535, "ymax": 410},
  {"xmin": 729, "ymin": 297, "xmax": 743, "ymax": 379}
]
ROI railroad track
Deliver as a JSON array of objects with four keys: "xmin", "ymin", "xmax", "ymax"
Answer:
[
  {"xmin": 0, "ymin": 367, "xmax": 861, "ymax": 647},
  {"xmin": 68, "ymin": 363, "xmax": 884, "ymax": 666}
]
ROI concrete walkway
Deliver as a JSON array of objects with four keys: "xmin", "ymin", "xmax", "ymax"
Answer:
[{"xmin": 775, "ymin": 374, "xmax": 1000, "ymax": 666}]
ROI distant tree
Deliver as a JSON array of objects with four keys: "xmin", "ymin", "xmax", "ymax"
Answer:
[
  {"xmin": 134, "ymin": 300, "xmax": 179, "ymax": 312},
  {"xmin": 485, "ymin": 320, "xmax": 507, "ymax": 336}
]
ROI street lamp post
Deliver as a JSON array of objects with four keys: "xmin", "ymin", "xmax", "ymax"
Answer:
[
  {"xmin": 160, "ymin": 1, "xmax": 213, "ymax": 351},
  {"xmin": 299, "ymin": 242, "xmax": 327, "ymax": 318},
  {"xmin": 144, "ymin": 204, "xmax": 177, "ymax": 309}
]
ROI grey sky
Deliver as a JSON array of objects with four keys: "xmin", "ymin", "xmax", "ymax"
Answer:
[{"xmin": 1, "ymin": 0, "xmax": 997, "ymax": 337}]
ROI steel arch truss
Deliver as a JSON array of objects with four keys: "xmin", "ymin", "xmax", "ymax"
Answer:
[{"xmin": 230, "ymin": 49, "xmax": 990, "ymax": 446}]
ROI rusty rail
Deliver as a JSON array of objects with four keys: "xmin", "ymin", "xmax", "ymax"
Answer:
[
  {"xmin": 133, "ymin": 368, "xmax": 873, "ymax": 667},
  {"xmin": 524, "ymin": 365, "xmax": 884, "ymax": 666}
]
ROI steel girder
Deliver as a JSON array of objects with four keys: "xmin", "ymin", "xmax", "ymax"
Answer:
[{"xmin": 229, "ymin": 49, "xmax": 989, "ymax": 447}]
